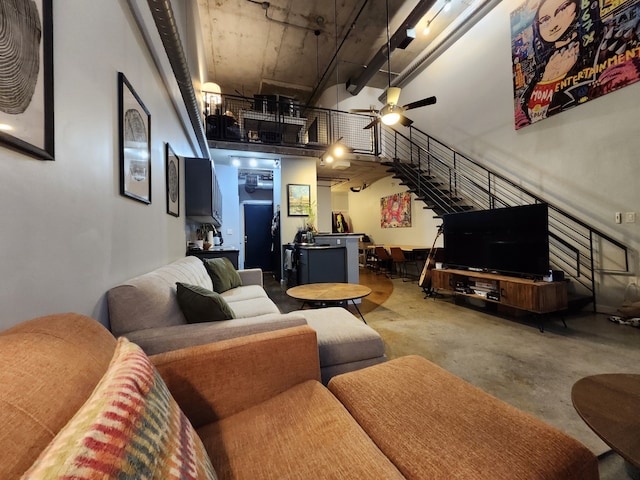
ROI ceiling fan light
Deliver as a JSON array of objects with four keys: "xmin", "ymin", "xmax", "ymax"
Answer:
[
  {"xmin": 380, "ymin": 104, "xmax": 401, "ymax": 125},
  {"xmin": 381, "ymin": 112, "xmax": 401, "ymax": 125},
  {"xmin": 423, "ymin": 22, "xmax": 431, "ymax": 35},
  {"xmin": 443, "ymin": 0, "xmax": 452, "ymax": 13},
  {"xmin": 332, "ymin": 144, "xmax": 345, "ymax": 157},
  {"xmin": 325, "ymin": 154, "xmax": 334, "ymax": 163}
]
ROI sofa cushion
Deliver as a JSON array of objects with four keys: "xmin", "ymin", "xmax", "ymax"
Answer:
[
  {"xmin": 329, "ymin": 355, "xmax": 599, "ymax": 480},
  {"xmin": 204, "ymin": 258, "xmax": 243, "ymax": 293},
  {"xmin": 197, "ymin": 380, "xmax": 404, "ymax": 479},
  {"xmin": 176, "ymin": 282, "xmax": 236, "ymax": 322},
  {"xmin": 127, "ymin": 313, "xmax": 309, "ymax": 356},
  {"xmin": 23, "ymin": 337, "xmax": 217, "ymax": 479},
  {"xmin": 0, "ymin": 314, "xmax": 117, "ymax": 479},
  {"xmin": 220, "ymin": 284, "xmax": 269, "ymax": 303},
  {"xmin": 107, "ymin": 256, "xmax": 212, "ymax": 336},
  {"xmin": 229, "ymin": 297, "xmax": 281, "ymax": 318}
]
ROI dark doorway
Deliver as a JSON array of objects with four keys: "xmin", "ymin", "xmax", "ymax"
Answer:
[{"xmin": 244, "ymin": 203, "xmax": 273, "ymax": 270}]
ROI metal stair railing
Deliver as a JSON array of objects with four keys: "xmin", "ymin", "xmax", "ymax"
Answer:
[{"xmin": 377, "ymin": 123, "xmax": 631, "ymax": 308}]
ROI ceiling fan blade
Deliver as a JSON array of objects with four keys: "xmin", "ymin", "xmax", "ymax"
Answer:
[
  {"xmin": 402, "ymin": 96, "xmax": 437, "ymax": 111},
  {"xmin": 364, "ymin": 118, "xmax": 380, "ymax": 129},
  {"xmin": 398, "ymin": 114, "xmax": 413, "ymax": 127},
  {"xmin": 350, "ymin": 108, "xmax": 377, "ymax": 113},
  {"xmin": 386, "ymin": 87, "xmax": 401, "ymax": 106}
]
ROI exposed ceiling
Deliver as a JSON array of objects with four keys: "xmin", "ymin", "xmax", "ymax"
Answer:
[{"xmin": 196, "ymin": 0, "xmax": 483, "ymax": 191}]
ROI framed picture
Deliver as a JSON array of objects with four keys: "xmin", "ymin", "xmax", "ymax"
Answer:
[
  {"xmin": 0, "ymin": 0, "xmax": 54, "ymax": 160},
  {"xmin": 118, "ymin": 72, "xmax": 151, "ymax": 204},
  {"xmin": 287, "ymin": 184, "xmax": 310, "ymax": 216},
  {"xmin": 381, "ymin": 192, "xmax": 412, "ymax": 228},
  {"xmin": 165, "ymin": 143, "xmax": 179, "ymax": 217}
]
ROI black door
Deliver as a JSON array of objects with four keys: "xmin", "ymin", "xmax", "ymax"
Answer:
[{"xmin": 244, "ymin": 203, "xmax": 274, "ymax": 270}]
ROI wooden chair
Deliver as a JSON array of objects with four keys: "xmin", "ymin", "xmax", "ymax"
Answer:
[
  {"xmin": 373, "ymin": 246, "xmax": 392, "ymax": 276},
  {"xmin": 390, "ymin": 247, "xmax": 419, "ymax": 281}
]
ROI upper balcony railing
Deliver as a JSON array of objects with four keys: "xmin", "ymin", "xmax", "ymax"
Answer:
[{"xmin": 206, "ymin": 94, "xmax": 375, "ymax": 155}]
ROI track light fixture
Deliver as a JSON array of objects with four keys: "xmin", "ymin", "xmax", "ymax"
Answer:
[{"xmin": 423, "ymin": 0, "xmax": 452, "ymax": 36}]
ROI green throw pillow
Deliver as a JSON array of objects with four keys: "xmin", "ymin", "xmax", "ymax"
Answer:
[
  {"xmin": 176, "ymin": 282, "xmax": 236, "ymax": 322},
  {"xmin": 203, "ymin": 257, "xmax": 242, "ymax": 293}
]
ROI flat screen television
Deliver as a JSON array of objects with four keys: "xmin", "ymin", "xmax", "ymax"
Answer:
[{"xmin": 442, "ymin": 203, "xmax": 549, "ymax": 278}]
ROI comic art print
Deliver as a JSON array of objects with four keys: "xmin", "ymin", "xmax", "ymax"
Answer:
[{"xmin": 511, "ymin": 0, "xmax": 640, "ymax": 129}]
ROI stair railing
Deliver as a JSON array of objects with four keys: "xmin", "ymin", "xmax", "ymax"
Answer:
[{"xmin": 376, "ymin": 123, "xmax": 631, "ymax": 307}]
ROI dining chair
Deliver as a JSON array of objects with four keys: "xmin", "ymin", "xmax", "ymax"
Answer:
[
  {"xmin": 390, "ymin": 247, "xmax": 421, "ymax": 282},
  {"xmin": 374, "ymin": 246, "xmax": 393, "ymax": 277}
]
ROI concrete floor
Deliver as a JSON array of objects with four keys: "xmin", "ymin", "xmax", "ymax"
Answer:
[{"xmin": 264, "ymin": 270, "xmax": 640, "ymax": 479}]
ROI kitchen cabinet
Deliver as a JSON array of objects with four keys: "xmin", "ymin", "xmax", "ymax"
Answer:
[{"xmin": 185, "ymin": 157, "xmax": 222, "ymax": 226}]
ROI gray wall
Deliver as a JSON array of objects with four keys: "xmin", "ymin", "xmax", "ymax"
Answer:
[{"xmin": 0, "ymin": 1, "xmax": 200, "ymax": 329}]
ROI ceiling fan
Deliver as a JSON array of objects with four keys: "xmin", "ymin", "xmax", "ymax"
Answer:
[{"xmin": 350, "ymin": 0, "xmax": 437, "ymax": 129}]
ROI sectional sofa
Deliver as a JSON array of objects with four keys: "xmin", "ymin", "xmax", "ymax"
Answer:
[
  {"xmin": 1, "ymin": 313, "xmax": 598, "ymax": 479},
  {"xmin": 107, "ymin": 256, "xmax": 386, "ymax": 383}
]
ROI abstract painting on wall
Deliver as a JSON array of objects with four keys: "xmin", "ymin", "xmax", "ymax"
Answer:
[
  {"xmin": 511, "ymin": 0, "xmax": 640, "ymax": 129},
  {"xmin": 0, "ymin": 0, "xmax": 54, "ymax": 160},
  {"xmin": 381, "ymin": 192, "xmax": 412, "ymax": 228}
]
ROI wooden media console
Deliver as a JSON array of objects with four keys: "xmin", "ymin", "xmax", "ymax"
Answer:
[{"xmin": 431, "ymin": 269, "xmax": 568, "ymax": 330}]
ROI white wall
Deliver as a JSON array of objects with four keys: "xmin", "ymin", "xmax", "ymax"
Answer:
[
  {"xmin": 348, "ymin": 176, "xmax": 444, "ymax": 248},
  {"xmin": 280, "ymin": 157, "xmax": 317, "ymax": 245},
  {"xmin": 0, "ymin": 1, "xmax": 200, "ymax": 330},
  {"xmin": 317, "ymin": 184, "xmax": 332, "ymax": 233},
  {"xmin": 215, "ymin": 163, "xmax": 240, "ymax": 251},
  {"xmin": 316, "ymin": 84, "xmax": 383, "ymax": 112},
  {"xmin": 393, "ymin": 1, "xmax": 639, "ymax": 311}
]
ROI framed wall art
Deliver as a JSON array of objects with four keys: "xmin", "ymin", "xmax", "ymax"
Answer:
[
  {"xmin": 381, "ymin": 192, "xmax": 412, "ymax": 228},
  {"xmin": 165, "ymin": 143, "xmax": 179, "ymax": 217},
  {"xmin": 511, "ymin": 0, "xmax": 640, "ymax": 129},
  {"xmin": 0, "ymin": 0, "xmax": 54, "ymax": 160},
  {"xmin": 287, "ymin": 184, "xmax": 310, "ymax": 216},
  {"xmin": 118, "ymin": 72, "xmax": 151, "ymax": 204}
]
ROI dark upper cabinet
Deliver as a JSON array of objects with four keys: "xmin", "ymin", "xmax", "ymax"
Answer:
[{"xmin": 185, "ymin": 157, "xmax": 222, "ymax": 226}]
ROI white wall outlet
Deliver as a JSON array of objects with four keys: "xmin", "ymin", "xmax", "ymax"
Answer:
[
  {"xmin": 615, "ymin": 212, "xmax": 622, "ymax": 224},
  {"xmin": 227, "ymin": 228, "xmax": 233, "ymax": 235},
  {"xmin": 625, "ymin": 212, "xmax": 636, "ymax": 223},
  {"xmin": 337, "ymin": 239, "xmax": 341, "ymax": 244}
]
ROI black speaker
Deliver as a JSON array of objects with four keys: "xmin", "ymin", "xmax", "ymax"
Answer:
[{"xmin": 551, "ymin": 270, "xmax": 564, "ymax": 281}]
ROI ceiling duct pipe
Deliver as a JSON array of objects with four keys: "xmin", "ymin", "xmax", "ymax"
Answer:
[
  {"xmin": 346, "ymin": 0, "xmax": 438, "ymax": 96},
  {"xmin": 387, "ymin": 0, "xmax": 501, "ymax": 96}
]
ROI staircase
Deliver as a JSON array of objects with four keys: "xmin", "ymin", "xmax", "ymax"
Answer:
[
  {"xmin": 375, "ymin": 124, "xmax": 631, "ymax": 310},
  {"xmin": 381, "ymin": 160, "xmax": 475, "ymax": 217}
]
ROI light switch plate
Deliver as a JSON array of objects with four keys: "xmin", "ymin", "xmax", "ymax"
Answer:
[
  {"xmin": 625, "ymin": 212, "xmax": 636, "ymax": 223},
  {"xmin": 615, "ymin": 212, "xmax": 622, "ymax": 224}
]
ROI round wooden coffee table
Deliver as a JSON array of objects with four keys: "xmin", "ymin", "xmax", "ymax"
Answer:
[
  {"xmin": 286, "ymin": 283, "xmax": 372, "ymax": 323},
  {"xmin": 572, "ymin": 373, "xmax": 640, "ymax": 478}
]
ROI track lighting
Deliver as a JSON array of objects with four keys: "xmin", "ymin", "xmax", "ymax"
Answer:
[{"xmin": 423, "ymin": 0, "xmax": 452, "ymax": 37}]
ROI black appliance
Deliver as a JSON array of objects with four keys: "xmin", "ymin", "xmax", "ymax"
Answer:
[{"xmin": 442, "ymin": 203, "xmax": 549, "ymax": 278}]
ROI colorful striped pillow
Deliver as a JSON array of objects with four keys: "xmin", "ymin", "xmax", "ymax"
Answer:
[{"xmin": 22, "ymin": 337, "xmax": 217, "ymax": 479}]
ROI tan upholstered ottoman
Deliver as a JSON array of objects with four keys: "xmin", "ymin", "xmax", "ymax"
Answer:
[
  {"xmin": 329, "ymin": 355, "xmax": 598, "ymax": 480},
  {"xmin": 292, "ymin": 306, "xmax": 387, "ymax": 384}
]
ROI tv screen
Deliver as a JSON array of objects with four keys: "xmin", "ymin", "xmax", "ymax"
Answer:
[{"xmin": 442, "ymin": 204, "xmax": 549, "ymax": 277}]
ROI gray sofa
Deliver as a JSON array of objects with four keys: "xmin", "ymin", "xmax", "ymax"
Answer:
[{"xmin": 107, "ymin": 256, "xmax": 386, "ymax": 382}]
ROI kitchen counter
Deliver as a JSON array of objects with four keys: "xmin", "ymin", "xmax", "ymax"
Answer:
[{"xmin": 187, "ymin": 247, "xmax": 239, "ymax": 268}]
